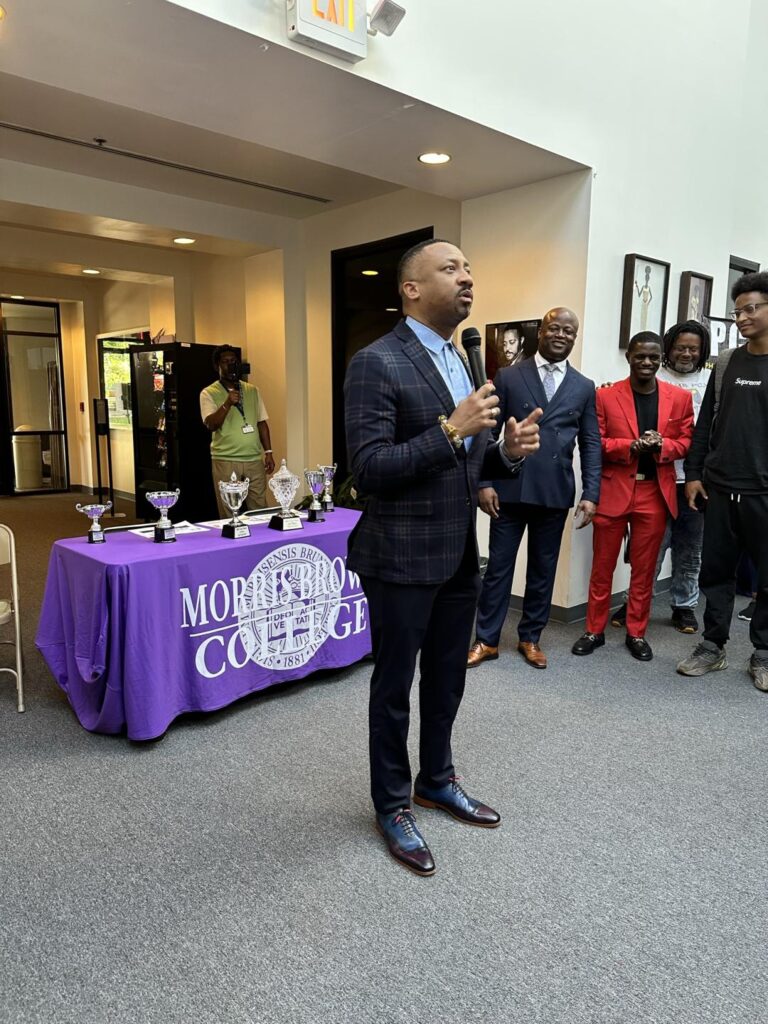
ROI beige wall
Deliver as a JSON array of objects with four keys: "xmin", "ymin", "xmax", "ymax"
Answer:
[
  {"xmin": 244, "ymin": 250, "xmax": 287, "ymax": 472},
  {"xmin": 192, "ymin": 255, "xmax": 247, "ymax": 346},
  {"xmin": 99, "ymin": 281, "xmax": 151, "ymax": 335},
  {"xmin": 461, "ymin": 171, "xmax": 593, "ymax": 609}
]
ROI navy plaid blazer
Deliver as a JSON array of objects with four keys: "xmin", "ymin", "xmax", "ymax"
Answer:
[{"xmin": 344, "ymin": 320, "xmax": 521, "ymax": 584}]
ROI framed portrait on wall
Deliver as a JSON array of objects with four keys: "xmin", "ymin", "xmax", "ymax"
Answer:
[
  {"xmin": 484, "ymin": 319, "xmax": 541, "ymax": 379},
  {"xmin": 677, "ymin": 271, "xmax": 713, "ymax": 324},
  {"xmin": 619, "ymin": 253, "xmax": 670, "ymax": 348}
]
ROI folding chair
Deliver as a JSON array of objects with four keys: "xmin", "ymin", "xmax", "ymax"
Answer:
[{"xmin": 0, "ymin": 523, "xmax": 24, "ymax": 712}]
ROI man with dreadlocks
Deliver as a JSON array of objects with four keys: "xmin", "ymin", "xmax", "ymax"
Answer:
[{"xmin": 611, "ymin": 320, "xmax": 711, "ymax": 634}]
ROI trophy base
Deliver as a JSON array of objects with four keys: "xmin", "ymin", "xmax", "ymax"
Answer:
[
  {"xmin": 88, "ymin": 529, "xmax": 105, "ymax": 544},
  {"xmin": 321, "ymin": 499, "xmax": 335, "ymax": 513},
  {"xmin": 307, "ymin": 507, "xmax": 325, "ymax": 523},
  {"xmin": 222, "ymin": 521, "xmax": 250, "ymax": 540},
  {"xmin": 154, "ymin": 525, "xmax": 176, "ymax": 543},
  {"xmin": 268, "ymin": 513, "xmax": 303, "ymax": 531}
]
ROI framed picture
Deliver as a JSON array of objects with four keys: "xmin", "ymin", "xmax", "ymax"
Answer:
[
  {"xmin": 677, "ymin": 271, "xmax": 713, "ymax": 324},
  {"xmin": 619, "ymin": 253, "xmax": 670, "ymax": 348},
  {"xmin": 484, "ymin": 319, "xmax": 541, "ymax": 379}
]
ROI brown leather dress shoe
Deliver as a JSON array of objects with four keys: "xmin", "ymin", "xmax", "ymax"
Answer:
[
  {"xmin": 517, "ymin": 641, "xmax": 547, "ymax": 669},
  {"xmin": 467, "ymin": 641, "xmax": 499, "ymax": 668}
]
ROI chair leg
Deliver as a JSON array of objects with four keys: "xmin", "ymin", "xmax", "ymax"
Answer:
[{"xmin": 15, "ymin": 626, "xmax": 24, "ymax": 714}]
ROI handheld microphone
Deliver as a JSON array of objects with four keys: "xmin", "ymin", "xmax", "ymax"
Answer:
[{"xmin": 461, "ymin": 327, "xmax": 486, "ymax": 391}]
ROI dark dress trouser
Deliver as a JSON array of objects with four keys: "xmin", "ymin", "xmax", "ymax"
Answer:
[
  {"xmin": 360, "ymin": 528, "xmax": 481, "ymax": 815},
  {"xmin": 699, "ymin": 487, "xmax": 768, "ymax": 650},
  {"xmin": 475, "ymin": 502, "xmax": 569, "ymax": 646}
]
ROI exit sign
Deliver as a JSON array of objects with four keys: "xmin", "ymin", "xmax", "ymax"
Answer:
[{"xmin": 286, "ymin": 0, "xmax": 368, "ymax": 63}]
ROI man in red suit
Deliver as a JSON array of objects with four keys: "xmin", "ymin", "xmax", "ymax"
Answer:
[{"xmin": 573, "ymin": 332, "xmax": 694, "ymax": 661}]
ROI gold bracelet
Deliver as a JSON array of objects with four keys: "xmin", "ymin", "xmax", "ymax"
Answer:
[{"xmin": 438, "ymin": 414, "xmax": 464, "ymax": 450}]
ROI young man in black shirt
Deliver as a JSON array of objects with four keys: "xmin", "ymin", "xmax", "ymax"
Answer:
[{"xmin": 678, "ymin": 272, "xmax": 768, "ymax": 691}]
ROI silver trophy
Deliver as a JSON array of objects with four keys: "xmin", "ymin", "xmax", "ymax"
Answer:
[
  {"xmin": 219, "ymin": 472, "xmax": 251, "ymax": 539},
  {"xmin": 268, "ymin": 459, "xmax": 303, "ymax": 531},
  {"xmin": 146, "ymin": 488, "xmax": 180, "ymax": 543},
  {"xmin": 304, "ymin": 469, "xmax": 326, "ymax": 523},
  {"xmin": 318, "ymin": 463, "xmax": 337, "ymax": 512},
  {"xmin": 76, "ymin": 501, "xmax": 112, "ymax": 544}
]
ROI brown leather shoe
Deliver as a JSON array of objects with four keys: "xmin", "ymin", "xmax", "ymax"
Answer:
[
  {"xmin": 517, "ymin": 641, "xmax": 547, "ymax": 669},
  {"xmin": 467, "ymin": 641, "xmax": 499, "ymax": 668}
]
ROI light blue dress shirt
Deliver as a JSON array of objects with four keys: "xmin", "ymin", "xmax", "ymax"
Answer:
[
  {"xmin": 405, "ymin": 316, "xmax": 525, "ymax": 469},
  {"xmin": 406, "ymin": 316, "xmax": 474, "ymax": 450}
]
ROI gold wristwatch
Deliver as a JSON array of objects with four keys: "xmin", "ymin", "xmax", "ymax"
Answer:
[{"xmin": 438, "ymin": 414, "xmax": 464, "ymax": 450}]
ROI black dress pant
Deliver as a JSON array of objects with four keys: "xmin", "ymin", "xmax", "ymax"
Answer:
[
  {"xmin": 699, "ymin": 487, "xmax": 768, "ymax": 650},
  {"xmin": 361, "ymin": 531, "xmax": 481, "ymax": 814}
]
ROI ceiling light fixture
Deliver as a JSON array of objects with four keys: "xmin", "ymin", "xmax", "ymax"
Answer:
[
  {"xmin": 9, "ymin": 295, "xmax": 25, "ymax": 300},
  {"xmin": 361, "ymin": 270, "xmax": 379, "ymax": 277},
  {"xmin": 385, "ymin": 307, "xmax": 398, "ymax": 312},
  {"xmin": 173, "ymin": 237, "xmax": 196, "ymax": 245},
  {"xmin": 418, "ymin": 152, "xmax": 451, "ymax": 165},
  {"xmin": 82, "ymin": 268, "xmax": 101, "ymax": 275}
]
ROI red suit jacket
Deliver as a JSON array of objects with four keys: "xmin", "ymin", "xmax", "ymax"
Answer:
[{"xmin": 595, "ymin": 378, "xmax": 694, "ymax": 518}]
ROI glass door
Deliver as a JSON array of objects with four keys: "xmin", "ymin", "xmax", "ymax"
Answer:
[{"xmin": 0, "ymin": 300, "xmax": 70, "ymax": 493}]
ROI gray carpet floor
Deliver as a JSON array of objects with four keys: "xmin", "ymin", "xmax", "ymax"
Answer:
[{"xmin": 1, "ymin": 494, "xmax": 766, "ymax": 1024}]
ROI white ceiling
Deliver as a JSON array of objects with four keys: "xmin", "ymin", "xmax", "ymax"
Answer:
[{"xmin": 0, "ymin": 0, "xmax": 585, "ymax": 271}]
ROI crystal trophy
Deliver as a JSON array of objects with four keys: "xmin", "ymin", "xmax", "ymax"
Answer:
[
  {"xmin": 268, "ymin": 460, "xmax": 303, "ymax": 531},
  {"xmin": 318, "ymin": 463, "xmax": 337, "ymax": 512},
  {"xmin": 219, "ymin": 472, "xmax": 251, "ymax": 540},
  {"xmin": 75, "ymin": 501, "xmax": 112, "ymax": 544},
  {"xmin": 304, "ymin": 469, "xmax": 326, "ymax": 523},
  {"xmin": 146, "ymin": 488, "xmax": 180, "ymax": 543}
]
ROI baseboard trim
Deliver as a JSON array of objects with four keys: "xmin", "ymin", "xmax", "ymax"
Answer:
[{"xmin": 506, "ymin": 579, "xmax": 672, "ymax": 624}]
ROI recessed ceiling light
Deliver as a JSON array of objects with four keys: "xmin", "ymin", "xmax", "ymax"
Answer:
[
  {"xmin": 418, "ymin": 152, "xmax": 451, "ymax": 165},
  {"xmin": 173, "ymin": 237, "xmax": 196, "ymax": 245},
  {"xmin": 9, "ymin": 295, "xmax": 25, "ymax": 300},
  {"xmin": 361, "ymin": 269, "xmax": 379, "ymax": 276},
  {"xmin": 385, "ymin": 307, "xmax": 398, "ymax": 312},
  {"xmin": 82, "ymin": 268, "xmax": 101, "ymax": 275}
]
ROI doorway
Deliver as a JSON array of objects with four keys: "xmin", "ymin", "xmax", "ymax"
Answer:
[
  {"xmin": 97, "ymin": 329, "xmax": 152, "ymax": 498},
  {"xmin": 331, "ymin": 227, "xmax": 433, "ymax": 481},
  {"xmin": 0, "ymin": 299, "xmax": 70, "ymax": 495}
]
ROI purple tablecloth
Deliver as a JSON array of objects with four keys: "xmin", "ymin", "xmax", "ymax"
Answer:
[{"xmin": 36, "ymin": 509, "xmax": 370, "ymax": 739}]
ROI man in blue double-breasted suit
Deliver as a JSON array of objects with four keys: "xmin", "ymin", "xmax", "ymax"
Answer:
[
  {"xmin": 468, "ymin": 307, "xmax": 602, "ymax": 671},
  {"xmin": 345, "ymin": 239, "xmax": 542, "ymax": 876}
]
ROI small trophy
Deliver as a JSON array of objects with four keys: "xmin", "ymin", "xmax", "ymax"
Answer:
[
  {"xmin": 304, "ymin": 469, "xmax": 325, "ymax": 523},
  {"xmin": 318, "ymin": 463, "xmax": 337, "ymax": 512},
  {"xmin": 268, "ymin": 460, "xmax": 303, "ymax": 532},
  {"xmin": 146, "ymin": 488, "xmax": 180, "ymax": 543},
  {"xmin": 219, "ymin": 472, "xmax": 251, "ymax": 540},
  {"xmin": 76, "ymin": 501, "xmax": 112, "ymax": 544}
]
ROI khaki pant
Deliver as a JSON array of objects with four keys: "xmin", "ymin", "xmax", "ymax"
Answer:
[{"xmin": 211, "ymin": 458, "xmax": 267, "ymax": 518}]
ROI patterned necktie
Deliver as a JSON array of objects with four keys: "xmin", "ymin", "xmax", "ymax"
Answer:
[{"xmin": 542, "ymin": 363, "xmax": 557, "ymax": 402}]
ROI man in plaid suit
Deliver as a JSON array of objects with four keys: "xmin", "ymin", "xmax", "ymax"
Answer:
[{"xmin": 344, "ymin": 239, "xmax": 541, "ymax": 875}]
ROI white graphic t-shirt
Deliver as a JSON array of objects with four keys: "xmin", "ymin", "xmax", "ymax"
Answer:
[{"xmin": 657, "ymin": 365, "xmax": 710, "ymax": 483}]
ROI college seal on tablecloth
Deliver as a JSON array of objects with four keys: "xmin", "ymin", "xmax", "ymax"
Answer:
[{"xmin": 237, "ymin": 542, "xmax": 342, "ymax": 669}]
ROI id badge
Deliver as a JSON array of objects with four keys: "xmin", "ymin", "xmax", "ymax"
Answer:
[{"xmin": 242, "ymin": 424, "xmax": 255, "ymax": 434}]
